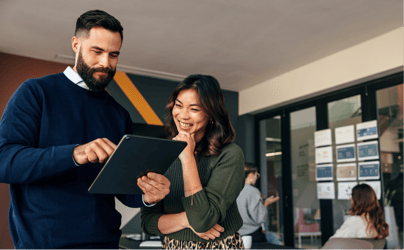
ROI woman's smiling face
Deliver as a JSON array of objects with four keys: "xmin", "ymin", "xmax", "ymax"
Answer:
[{"xmin": 172, "ymin": 88, "xmax": 209, "ymax": 142}]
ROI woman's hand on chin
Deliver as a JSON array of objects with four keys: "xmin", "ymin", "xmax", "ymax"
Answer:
[{"xmin": 173, "ymin": 131, "xmax": 196, "ymax": 162}]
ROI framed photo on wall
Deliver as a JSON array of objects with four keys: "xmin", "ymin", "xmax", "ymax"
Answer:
[
  {"xmin": 356, "ymin": 120, "xmax": 378, "ymax": 141},
  {"xmin": 336, "ymin": 144, "xmax": 356, "ymax": 163},
  {"xmin": 358, "ymin": 161, "xmax": 380, "ymax": 180},
  {"xmin": 337, "ymin": 163, "xmax": 357, "ymax": 181},
  {"xmin": 357, "ymin": 141, "xmax": 379, "ymax": 161},
  {"xmin": 316, "ymin": 164, "xmax": 333, "ymax": 181}
]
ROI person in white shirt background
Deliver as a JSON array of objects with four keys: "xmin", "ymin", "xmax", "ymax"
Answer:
[{"xmin": 331, "ymin": 183, "xmax": 389, "ymax": 239}]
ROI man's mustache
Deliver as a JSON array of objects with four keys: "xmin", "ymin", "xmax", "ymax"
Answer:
[{"xmin": 91, "ymin": 67, "xmax": 114, "ymax": 73}]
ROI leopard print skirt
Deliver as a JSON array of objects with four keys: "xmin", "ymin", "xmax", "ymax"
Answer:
[{"xmin": 162, "ymin": 232, "xmax": 244, "ymax": 249}]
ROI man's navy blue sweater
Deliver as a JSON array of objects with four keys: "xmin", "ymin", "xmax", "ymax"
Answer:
[{"xmin": 0, "ymin": 73, "xmax": 144, "ymax": 248}]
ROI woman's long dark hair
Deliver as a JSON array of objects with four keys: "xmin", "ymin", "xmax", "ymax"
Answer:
[
  {"xmin": 349, "ymin": 184, "xmax": 389, "ymax": 239},
  {"xmin": 165, "ymin": 74, "xmax": 235, "ymax": 156}
]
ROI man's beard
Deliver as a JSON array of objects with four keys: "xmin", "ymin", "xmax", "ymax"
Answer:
[{"xmin": 76, "ymin": 50, "xmax": 116, "ymax": 92}]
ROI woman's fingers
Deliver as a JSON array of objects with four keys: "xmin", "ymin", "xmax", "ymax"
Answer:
[
  {"xmin": 207, "ymin": 233, "xmax": 216, "ymax": 240},
  {"xmin": 200, "ymin": 232, "xmax": 215, "ymax": 240},
  {"xmin": 210, "ymin": 229, "xmax": 220, "ymax": 238},
  {"xmin": 195, "ymin": 224, "xmax": 223, "ymax": 240},
  {"xmin": 264, "ymin": 195, "xmax": 280, "ymax": 206},
  {"xmin": 213, "ymin": 223, "xmax": 225, "ymax": 233}
]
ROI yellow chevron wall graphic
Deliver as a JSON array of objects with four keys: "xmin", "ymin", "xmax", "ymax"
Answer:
[{"xmin": 113, "ymin": 71, "xmax": 163, "ymax": 126}]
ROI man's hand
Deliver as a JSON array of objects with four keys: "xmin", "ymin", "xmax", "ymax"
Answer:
[
  {"xmin": 189, "ymin": 223, "xmax": 224, "ymax": 241},
  {"xmin": 138, "ymin": 172, "xmax": 170, "ymax": 204},
  {"xmin": 73, "ymin": 138, "xmax": 116, "ymax": 165},
  {"xmin": 264, "ymin": 195, "xmax": 280, "ymax": 207}
]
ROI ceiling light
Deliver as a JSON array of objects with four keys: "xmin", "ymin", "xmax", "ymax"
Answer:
[
  {"xmin": 266, "ymin": 137, "xmax": 281, "ymax": 142},
  {"xmin": 266, "ymin": 152, "xmax": 282, "ymax": 157},
  {"xmin": 53, "ymin": 54, "xmax": 186, "ymax": 81},
  {"xmin": 54, "ymin": 54, "xmax": 75, "ymax": 64}
]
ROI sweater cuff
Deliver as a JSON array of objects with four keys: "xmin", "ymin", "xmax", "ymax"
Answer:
[
  {"xmin": 62, "ymin": 144, "xmax": 81, "ymax": 168},
  {"xmin": 142, "ymin": 194, "xmax": 156, "ymax": 207},
  {"xmin": 72, "ymin": 144, "xmax": 81, "ymax": 166}
]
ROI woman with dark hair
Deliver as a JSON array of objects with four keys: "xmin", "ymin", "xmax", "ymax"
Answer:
[
  {"xmin": 236, "ymin": 163, "xmax": 280, "ymax": 245},
  {"xmin": 331, "ymin": 183, "xmax": 389, "ymax": 239},
  {"xmin": 140, "ymin": 74, "xmax": 245, "ymax": 249}
]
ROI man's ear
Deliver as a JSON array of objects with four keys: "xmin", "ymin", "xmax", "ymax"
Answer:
[{"xmin": 72, "ymin": 36, "xmax": 80, "ymax": 53}]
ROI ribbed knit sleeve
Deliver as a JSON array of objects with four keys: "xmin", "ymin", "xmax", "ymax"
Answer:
[
  {"xmin": 0, "ymin": 80, "xmax": 78, "ymax": 184},
  {"xmin": 140, "ymin": 200, "xmax": 165, "ymax": 236},
  {"xmin": 182, "ymin": 143, "xmax": 245, "ymax": 233}
]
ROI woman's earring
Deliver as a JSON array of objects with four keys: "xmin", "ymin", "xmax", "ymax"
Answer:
[{"xmin": 210, "ymin": 119, "xmax": 214, "ymax": 126}]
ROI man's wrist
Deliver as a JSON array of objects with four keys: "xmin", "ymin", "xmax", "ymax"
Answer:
[
  {"xmin": 72, "ymin": 144, "xmax": 81, "ymax": 166},
  {"xmin": 142, "ymin": 194, "xmax": 156, "ymax": 207}
]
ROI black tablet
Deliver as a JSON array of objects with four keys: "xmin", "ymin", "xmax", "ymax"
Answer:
[{"xmin": 88, "ymin": 134, "xmax": 187, "ymax": 194}]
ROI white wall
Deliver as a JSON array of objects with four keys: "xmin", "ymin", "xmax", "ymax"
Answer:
[
  {"xmin": 115, "ymin": 198, "xmax": 140, "ymax": 229},
  {"xmin": 239, "ymin": 27, "xmax": 404, "ymax": 115}
]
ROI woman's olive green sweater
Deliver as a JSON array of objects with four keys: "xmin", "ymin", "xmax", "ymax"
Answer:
[{"xmin": 140, "ymin": 142, "xmax": 245, "ymax": 242}]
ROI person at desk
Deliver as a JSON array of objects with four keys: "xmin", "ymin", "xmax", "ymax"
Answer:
[
  {"xmin": 236, "ymin": 162, "xmax": 281, "ymax": 245},
  {"xmin": 0, "ymin": 10, "xmax": 170, "ymax": 249},
  {"xmin": 140, "ymin": 74, "xmax": 245, "ymax": 249},
  {"xmin": 331, "ymin": 183, "xmax": 389, "ymax": 239}
]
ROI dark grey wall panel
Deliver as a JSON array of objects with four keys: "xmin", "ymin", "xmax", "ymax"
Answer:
[
  {"xmin": 106, "ymin": 80, "xmax": 146, "ymax": 124},
  {"xmin": 223, "ymin": 90, "xmax": 239, "ymax": 143},
  {"xmin": 235, "ymin": 114, "xmax": 255, "ymax": 163},
  {"xmin": 126, "ymin": 74, "xmax": 180, "ymax": 124}
]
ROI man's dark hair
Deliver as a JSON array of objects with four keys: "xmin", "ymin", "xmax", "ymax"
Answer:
[{"xmin": 75, "ymin": 9, "xmax": 123, "ymax": 42}]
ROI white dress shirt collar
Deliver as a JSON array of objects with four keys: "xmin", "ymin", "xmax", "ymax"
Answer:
[{"xmin": 63, "ymin": 66, "xmax": 89, "ymax": 90}]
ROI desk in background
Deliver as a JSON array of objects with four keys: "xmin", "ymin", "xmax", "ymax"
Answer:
[{"xmin": 119, "ymin": 235, "xmax": 161, "ymax": 249}]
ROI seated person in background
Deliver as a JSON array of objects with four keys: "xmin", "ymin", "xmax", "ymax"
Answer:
[
  {"xmin": 236, "ymin": 162, "xmax": 281, "ymax": 245},
  {"xmin": 331, "ymin": 183, "xmax": 389, "ymax": 239}
]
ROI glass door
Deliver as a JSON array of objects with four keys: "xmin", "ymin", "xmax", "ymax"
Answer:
[
  {"xmin": 289, "ymin": 107, "xmax": 321, "ymax": 249},
  {"xmin": 327, "ymin": 95, "xmax": 362, "ymax": 233},
  {"xmin": 259, "ymin": 116, "xmax": 284, "ymax": 245},
  {"xmin": 376, "ymin": 84, "xmax": 403, "ymax": 249}
]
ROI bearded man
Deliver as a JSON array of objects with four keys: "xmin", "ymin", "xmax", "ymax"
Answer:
[{"xmin": 0, "ymin": 10, "xmax": 170, "ymax": 249}]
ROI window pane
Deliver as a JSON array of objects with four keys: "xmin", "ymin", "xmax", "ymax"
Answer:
[
  {"xmin": 259, "ymin": 116, "xmax": 284, "ymax": 245},
  {"xmin": 327, "ymin": 95, "xmax": 362, "ymax": 234},
  {"xmin": 290, "ymin": 107, "xmax": 321, "ymax": 249},
  {"xmin": 377, "ymin": 84, "xmax": 403, "ymax": 249}
]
